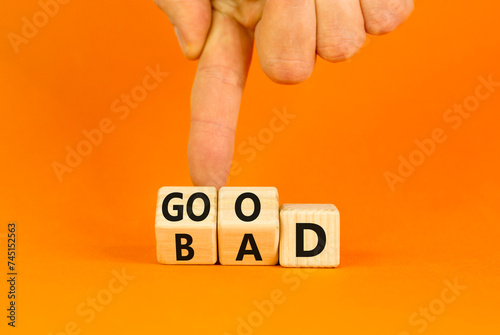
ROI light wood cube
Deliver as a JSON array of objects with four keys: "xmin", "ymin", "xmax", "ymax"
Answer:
[
  {"xmin": 155, "ymin": 187, "xmax": 217, "ymax": 264},
  {"xmin": 218, "ymin": 187, "xmax": 279, "ymax": 265},
  {"xmin": 279, "ymin": 204, "xmax": 340, "ymax": 267}
]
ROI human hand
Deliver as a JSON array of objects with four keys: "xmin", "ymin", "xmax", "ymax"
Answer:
[{"xmin": 155, "ymin": 0, "xmax": 414, "ymax": 188}]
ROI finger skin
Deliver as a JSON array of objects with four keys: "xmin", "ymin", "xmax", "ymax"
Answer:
[
  {"xmin": 188, "ymin": 11, "xmax": 254, "ymax": 188},
  {"xmin": 255, "ymin": 0, "xmax": 317, "ymax": 84},
  {"xmin": 154, "ymin": 0, "xmax": 211, "ymax": 59},
  {"xmin": 316, "ymin": 0, "xmax": 366, "ymax": 62},
  {"xmin": 360, "ymin": 0, "xmax": 414, "ymax": 36}
]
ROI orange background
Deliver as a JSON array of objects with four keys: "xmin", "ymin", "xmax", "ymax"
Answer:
[{"xmin": 1, "ymin": 0, "xmax": 499, "ymax": 334}]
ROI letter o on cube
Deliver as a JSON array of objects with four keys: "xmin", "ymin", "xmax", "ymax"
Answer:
[{"xmin": 218, "ymin": 187, "xmax": 279, "ymax": 265}]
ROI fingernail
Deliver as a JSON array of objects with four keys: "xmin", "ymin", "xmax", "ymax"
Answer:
[{"xmin": 174, "ymin": 26, "xmax": 189, "ymax": 55}]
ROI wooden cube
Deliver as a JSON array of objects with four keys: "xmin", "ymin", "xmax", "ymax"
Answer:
[
  {"xmin": 279, "ymin": 204, "xmax": 340, "ymax": 267},
  {"xmin": 218, "ymin": 187, "xmax": 279, "ymax": 265},
  {"xmin": 155, "ymin": 187, "xmax": 217, "ymax": 264}
]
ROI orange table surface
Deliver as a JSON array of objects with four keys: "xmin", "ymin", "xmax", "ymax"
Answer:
[{"xmin": 1, "ymin": 0, "xmax": 499, "ymax": 334}]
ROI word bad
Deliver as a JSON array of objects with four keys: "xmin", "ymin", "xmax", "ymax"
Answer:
[{"xmin": 155, "ymin": 187, "xmax": 340, "ymax": 267}]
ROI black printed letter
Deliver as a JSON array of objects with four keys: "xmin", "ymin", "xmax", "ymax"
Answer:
[
  {"xmin": 236, "ymin": 234, "xmax": 262, "ymax": 261},
  {"xmin": 296, "ymin": 223, "xmax": 326, "ymax": 257},
  {"xmin": 175, "ymin": 234, "xmax": 194, "ymax": 261}
]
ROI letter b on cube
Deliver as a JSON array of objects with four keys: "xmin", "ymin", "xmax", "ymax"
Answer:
[{"xmin": 155, "ymin": 187, "xmax": 217, "ymax": 264}]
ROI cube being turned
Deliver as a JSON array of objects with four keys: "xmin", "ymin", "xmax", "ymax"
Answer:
[
  {"xmin": 218, "ymin": 187, "xmax": 279, "ymax": 265},
  {"xmin": 155, "ymin": 187, "xmax": 217, "ymax": 264},
  {"xmin": 279, "ymin": 204, "xmax": 340, "ymax": 267}
]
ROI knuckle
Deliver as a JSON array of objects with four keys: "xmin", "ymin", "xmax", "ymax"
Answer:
[
  {"xmin": 317, "ymin": 29, "xmax": 366, "ymax": 62},
  {"xmin": 191, "ymin": 118, "xmax": 236, "ymax": 140},
  {"xmin": 197, "ymin": 65, "xmax": 247, "ymax": 89}
]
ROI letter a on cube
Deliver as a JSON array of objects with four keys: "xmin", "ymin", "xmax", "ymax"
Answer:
[
  {"xmin": 279, "ymin": 204, "xmax": 340, "ymax": 267},
  {"xmin": 218, "ymin": 187, "xmax": 279, "ymax": 265},
  {"xmin": 155, "ymin": 187, "xmax": 217, "ymax": 264}
]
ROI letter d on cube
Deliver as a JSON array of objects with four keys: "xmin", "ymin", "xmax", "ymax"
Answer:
[{"xmin": 279, "ymin": 204, "xmax": 340, "ymax": 267}]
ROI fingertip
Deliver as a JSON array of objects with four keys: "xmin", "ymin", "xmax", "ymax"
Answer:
[
  {"xmin": 188, "ymin": 122, "xmax": 233, "ymax": 189},
  {"xmin": 255, "ymin": 0, "xmax": 317, "ymax": 85},
  {"xmin": 188, "ymin": 147, "xmax": 231, "ymax": 190},
  {"xmin": 362, "ymin": 0, "xmax": 414, "ymax": 36},
  {"xmin": 261, "ymin": 58, "xmax": 315, "ymax": 84},
  {"xmin": 189, "ymin": 169, "xmax": 228, "ymax": 190},
  {"xmin": 155, "ymin": 0, "xmax": 211, "ymax": 59},
  {"xmin": 174, "ymin": 26, "xmax": 208, "ymax": 60}
]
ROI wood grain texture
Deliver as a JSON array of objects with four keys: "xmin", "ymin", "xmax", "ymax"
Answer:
[
  {"xmin": 279, "ymin": 204, "xmax": 340, "ymax": 268},
  {"xmin": 218, "ymin": 187, "xmax": 279, "ymax": 265},
  {"xmin": 155, "ymin": 186, "xmax": 217, "ymax": 264}
]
